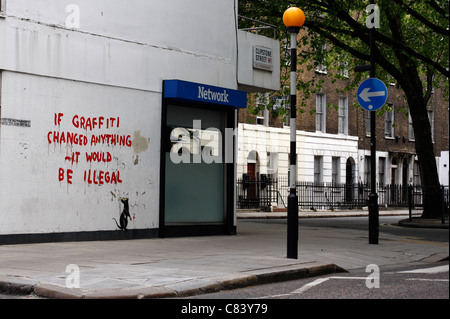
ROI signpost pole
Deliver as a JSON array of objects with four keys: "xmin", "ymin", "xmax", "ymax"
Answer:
[
  {"xmin": 368, "ymin": 0, "xmax": 379, "ymax": 245},
  {"xmin": 355, "ymin": 1, "xmax": 381, "ymax": 244}
]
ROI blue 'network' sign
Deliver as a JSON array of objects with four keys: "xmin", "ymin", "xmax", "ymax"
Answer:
[
  {"xmin": 357, "ymin": 78, "xmax": 388, "ymax": 111},
  {"xmin": 164, "ymin": 80, "xmax": 247, "ymax": 109}
]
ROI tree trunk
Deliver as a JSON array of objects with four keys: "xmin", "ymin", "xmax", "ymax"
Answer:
[
  {"xmin": 387, "ymin": 11, "xmax": 443, "ymax": 219},
  {"xmin": 406, "ymin": 94, "xmax": 443, "ymax": 219}
]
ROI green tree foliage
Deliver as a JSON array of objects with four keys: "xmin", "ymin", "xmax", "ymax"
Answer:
[{"xmin": 239, "ymin": 0, "xmax": 449, "ymax": 218}]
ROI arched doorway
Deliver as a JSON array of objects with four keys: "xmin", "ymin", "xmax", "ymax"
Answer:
[
  {"xmin": 247, "ymin": 151, "xmax": 259, "ymax": 200},
  {"xmin": 402, "ymin": 158, "xmax": 409, "ymax": 203},
  {"xmin": 247, "ymin": 150, "xmax": 259, "ymax": 179},
  {"xmin": 345, "ymin": 157, "xmax": 356, "ymax": 204},
  {"xmin": 402, "ymin": 158, "xmax": 409, "ymax": 186}
]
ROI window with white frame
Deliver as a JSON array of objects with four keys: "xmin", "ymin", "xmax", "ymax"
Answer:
[
  {"xmin": 408, "ymin": 112, "xmax": 415, "ymax": 140},
  {"xmin": 267, "ymin": 152, "xmax": 278, "ymax": 176},
  {"xmin": 428, "ymin": 108, "xmax": 434, "ymax": 142},
  {"xmin": 332, "ymin": 157, "xmax": 341, "ymax": 185},
  {"xmin": 379, "ymin": 157, "xmax": 386, "ymax": 186},
  {"xmin": 282, "ymin": 38, "xmax": 291, "ymax": 67},
  {"xmin": 256, "ymin": 93, "xmax": 269, "ymax": 127},
  {"xmin": 314, "ymin": 156, "xmax": 323, "ymax": 185},
  {"xmin": 385, "ymin": 104, "xmax": 394, "ymax": 138},
  {"xmin": 413, "ymin": 161, "xmax": 421, "ymax": 185},
  {"xmin": 364, "ymin": 156, "xmax": 371, "ymax": 184},
  {"xmin": 274, "ymin": 96, "xmax": 289, "ymax": 127},
  {"xmin": 315, "ymin": 43, "xmax": 327, "ymax": 74},
  {"xmin": 338, "ymin": 54, "xmax": 349, "ymax": 78},
  {"xmin": 338, "ymin": 97, "xmax": 348, "ymax": 135},
  {"xmin": 365, "ymin": 111, "xmax": 371, "ymax": 136},
  {"xmin": 316, "ymin": 93, "xmax": 326, "ymax": 133}
]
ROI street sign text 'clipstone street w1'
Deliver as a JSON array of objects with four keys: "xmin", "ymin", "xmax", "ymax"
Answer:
[{"xmin": 357, "ymin": 78, "xmax": 388, "ymax": 111}]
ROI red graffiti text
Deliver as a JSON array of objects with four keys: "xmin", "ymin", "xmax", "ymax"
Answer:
[{"xmin": 84, "ymin": 169, "xmax": 122, "ymax": 185}]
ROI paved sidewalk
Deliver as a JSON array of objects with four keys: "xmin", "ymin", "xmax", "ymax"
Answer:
[
  {"xmin": 0, "ymin": 210, "xmax": 448, "ymax": 299},
  {"xmin": 238, "ymin": 208, "xmax": 415, "ymax": 219}
]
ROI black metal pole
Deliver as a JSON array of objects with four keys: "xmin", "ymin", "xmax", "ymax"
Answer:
[
  {"xmin": 287, "ymin": 28, "xmax": 299, "ymax": 259},
  {"xmin": 408, "ymin": 185, "xmax": 413, "ymax": 222},
  {"xmin": 441, "ymin": 186, "xmax": 445, "ymax": 225},
  {"xmin": 368, "ymin": 0, "xmax": 379, "ymax": 244}
]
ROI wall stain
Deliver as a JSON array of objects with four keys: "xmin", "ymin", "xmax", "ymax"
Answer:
[{"xmin": 132, "ymin": 130, "xmax": 149, "ymax": 154}]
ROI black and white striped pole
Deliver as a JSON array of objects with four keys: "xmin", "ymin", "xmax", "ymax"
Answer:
[{"xmin": 283, "ymin": 7, "xmax": 305, "ymax": 259}]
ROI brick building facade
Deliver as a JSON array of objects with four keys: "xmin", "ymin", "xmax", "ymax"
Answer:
[{"xmin": 237, "ymin": 60, "xmax": 449, "ymax": 200}]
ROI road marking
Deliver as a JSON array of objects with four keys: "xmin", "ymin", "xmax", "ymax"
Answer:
[
  {"xmin": 290, "ymin": 278, "xmax": 330, "ymax": 294},
  {"xmin": 257, "ymin": 293, "xmax": 292, "ymax": 299},
  {"xmin": 258, "ymin": 265, "xmax": 449, "ymax": 298},
  {"xmin": 398, "ymin": 265, "xmax": 449, "ymax": 274},
  {"xmin": 258, "ymin": 277, "xmax": 336, "ymax": 298},
  {"xmin": 406, "ymin": 278, "xmax": 448, "ymax": 282},
  {"xmin": 283, "ymin": 276, "xmax": 367, "ymax": 296}
]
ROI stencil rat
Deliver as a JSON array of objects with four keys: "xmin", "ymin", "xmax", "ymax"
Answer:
[{"xmin": 113, "ymin": 197, "xmax": 131, "ymax": 231}]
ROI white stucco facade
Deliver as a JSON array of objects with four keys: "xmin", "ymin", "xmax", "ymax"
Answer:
[
  {"xmin": 237, "ymin": 123, "xmax": 359, "ymax": 184},
  {"xmin": 0, "ymin": 0, "xmax": 279, "ymax": 240},
  {"xmin": 439, "ymin": 151, "xmax": 449, "ymax": 186}
]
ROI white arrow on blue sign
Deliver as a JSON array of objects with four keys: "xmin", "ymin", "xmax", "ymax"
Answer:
[{"xmin": 357, "ymin": 78, "xmax": 388, "ymax": 111}]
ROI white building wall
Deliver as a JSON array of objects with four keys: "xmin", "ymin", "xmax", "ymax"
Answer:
[
  {"xmin": 297, "ymin": 131, "xmax": 358, "ymax": 184},
  {"xmin": 357, "ymin": 150, "xmax": 419, "ymax": 186},
  {"xmin": 237, "ymin": 30, "xmax": 280, "ymax": 92},
  {"xmin": 237, "ymin": 123, "xmax": 359, "ymax": 184},
  {"xmin": 0, "ymin": 70, "xmax": 160, "ymax": 234},
  {"xmin": 0, "ymin": 0, "xmax": 250, "ymax": 236},
  {"xmin": 439, "ymin": 151, "xmax": 449, "ymax": 186},
  {"xmin": 0, "ymin": 0, "xmax": 238, "ymax": 91}
]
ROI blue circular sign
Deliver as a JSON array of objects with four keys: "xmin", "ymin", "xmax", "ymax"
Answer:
[{"xmin": 357, "ymin": 78, "xmax": 388, "ymax": 111}]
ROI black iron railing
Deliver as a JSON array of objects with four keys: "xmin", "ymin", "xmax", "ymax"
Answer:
[
  {"xmin": 236, "ymin": 175, "xmax": 278, "ymax": 210},
  {"xmin": 237, "ymin": 176, "xmax": 449, "ymax": 218}
]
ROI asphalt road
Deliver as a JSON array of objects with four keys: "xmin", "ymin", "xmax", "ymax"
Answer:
[
  {"xmin": 188, "ymin": 260, "xmax": 448, "ymax": 299},
  {"xmin": 186, "ymin": 216, "xmax": 449, "ymax": 300}
]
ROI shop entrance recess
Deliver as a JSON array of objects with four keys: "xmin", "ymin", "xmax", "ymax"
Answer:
[{"xmin": 160, "ymin": 80, "xmax": 246, "ymax": 237}]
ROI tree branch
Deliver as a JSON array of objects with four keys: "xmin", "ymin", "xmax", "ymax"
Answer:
[
  {"xmin": 326, "ymin": 5, "xmax": 449, "ymax": 78},
  {"xmin": 427, "ymin": 0, "xmax": 447, "ymax": 16},
  {"xmin": 309, "ymin": 23, "xmax": 405, "ymax": 86},
  {"xmin": 424, "ymin": 66, "xmax": 435, "ymax": 104},
  {"xmin": 391, "ymin": 0, "xmax": 449, "ymax": 36},
  {"xmin": 309, "ymin": 25, "xmax": 370, "ymax": 62},
  {"xmin": 375, "ymin": 31, "xmax": 450, "ymax": 78}
]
